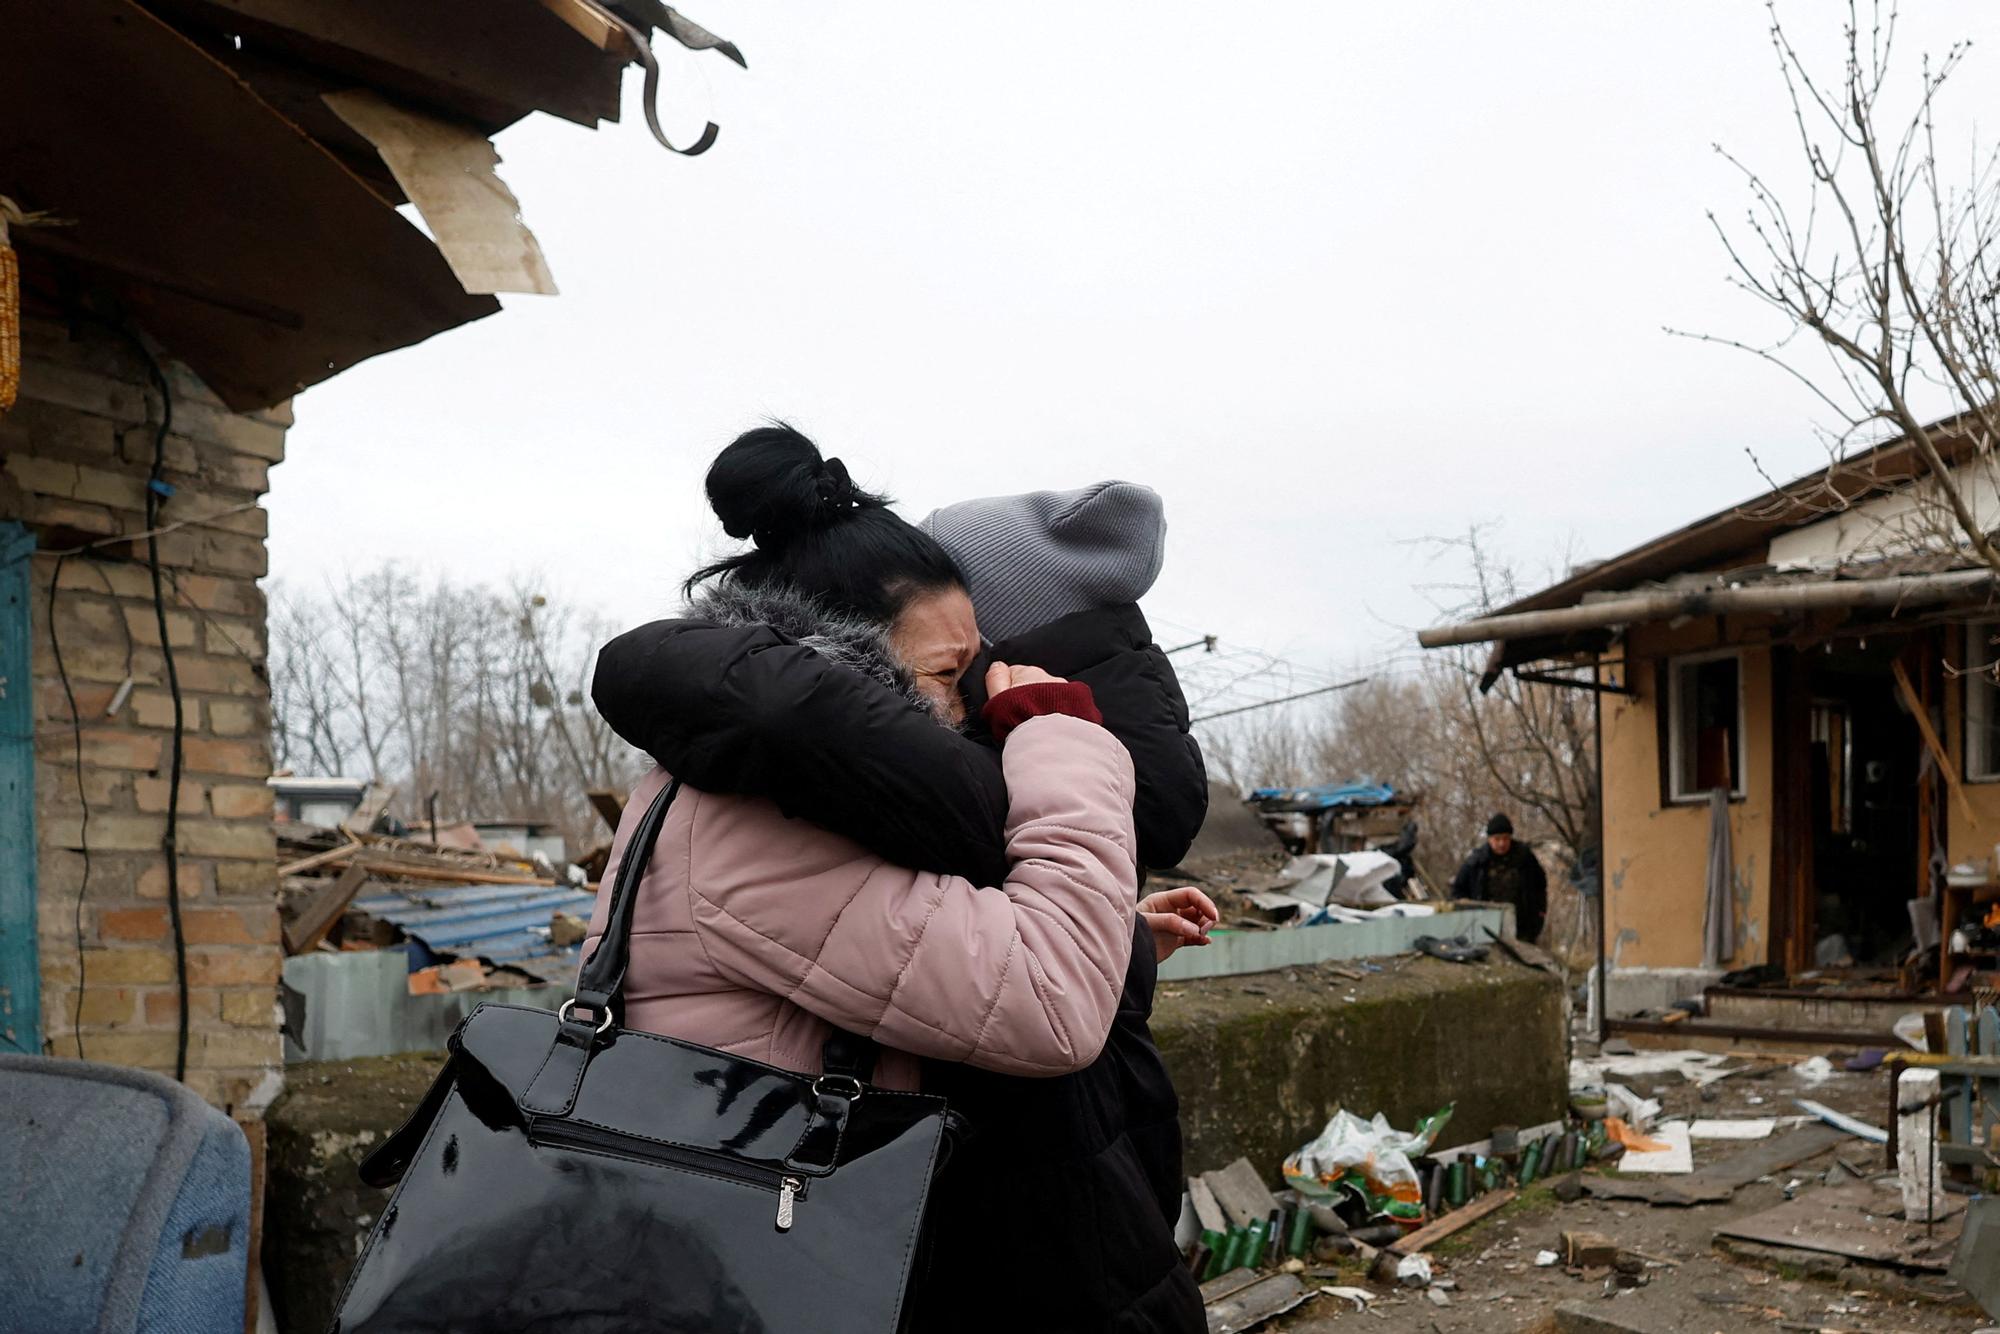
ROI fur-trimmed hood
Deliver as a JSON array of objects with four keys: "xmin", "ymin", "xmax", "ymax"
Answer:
[{"xmin": 683, "ymin": 581, "xmax": 942, "ymax": 720}]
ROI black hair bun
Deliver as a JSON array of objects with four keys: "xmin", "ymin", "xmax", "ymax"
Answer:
[{"xmin": 705, "ymin": 423, "xmax": 878, "ymax": 549}]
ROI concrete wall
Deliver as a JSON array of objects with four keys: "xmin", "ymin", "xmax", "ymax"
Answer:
[
  {"xmin": 1, "ymin": 315, "xmax": 287, "ymax": 1112},
  {"xmin": 1154, "ymin": 955, "xmax": 1568, "ymax": 1175},
  {"xmin": 1600, "ymin": 618, "xmax": 1775, "ymax": 996}
]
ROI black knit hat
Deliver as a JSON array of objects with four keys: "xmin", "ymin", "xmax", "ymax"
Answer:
[{"xmin": 1486, "ymin": 813, "xmax": 1514, "ymax": 836}]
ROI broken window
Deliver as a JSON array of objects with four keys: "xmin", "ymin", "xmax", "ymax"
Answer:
[
  {"xmin": 1667, "ymin": 652, "xmax": 1744, "ymax": 801},
  {"xmin": 1965, "ymin": 621, "xmax": 2000, "ymax": 781}
]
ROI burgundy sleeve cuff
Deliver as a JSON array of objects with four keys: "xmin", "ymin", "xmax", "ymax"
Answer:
[{"xmin": 981, "ymin": 681, "xmax": 1103, "ymax": 742}]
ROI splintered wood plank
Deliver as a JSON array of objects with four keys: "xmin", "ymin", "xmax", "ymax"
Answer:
[
  {"xmin": 1369, "ymin": 1189, "xmax": 1517, "ymax": 1280},
  {"xmin": 281, "ymin": 863, "xmax": 369, "ymax": 955}
]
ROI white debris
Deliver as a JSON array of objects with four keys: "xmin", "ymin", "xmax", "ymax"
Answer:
[
  {"xmin": 1616, "ymin": 1121, "xmax": 1694, "ymax": 1175},
  {"xmin": 1687, "ymin": 1117, "xmax": 1776, "ymax": 1140},
  {"xmin": 1535, "ymin": 1250, "xmax": 1561, "ymax": 1267}
]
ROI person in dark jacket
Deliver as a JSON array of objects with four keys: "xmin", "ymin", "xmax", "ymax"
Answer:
[
  {"xmin": 592, "ymin": 470, "xmax": 1210, "ymax": 1334},
  {"xmin": 1449, "ymin": 813, "xmax": 1548, "ymax": 942}
]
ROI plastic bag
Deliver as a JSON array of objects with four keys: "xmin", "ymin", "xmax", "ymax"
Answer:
[{"xmin": 1281, "ymin": 1106, "xmax": 1454, "ymax": 1223}]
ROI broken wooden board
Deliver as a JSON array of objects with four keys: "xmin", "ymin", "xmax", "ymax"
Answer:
[
  {"xmin": 1202, "ymin": 1273, "xmax": 1311, "ymax": 1333},
  {"xmin": 1204, "ymin": 1158, "xmax": 1281, "ymax": 1230},
  {"xmin": 1585, "ymin": 1125, "xmax": 1844, "ymax": 1207},
  {"xmin": 324, "ymin": 88, "xmax": 557, "ymax": 296},
  {"xmin": 1369, "ymin": 1189, "xmax": 1516, "ymax": 1280},
  {"xmin": 342, "ymin": 782, "xmax": 397, "ymax": 837},
  {"xmin": 587, "ymin": 788, "xmax": 627, "ymax": 831},
  {"xmin": 1715, "ymin": 1183, "xmax": 1962, "ymax": 1271},
  {"xmin": 281, "ymin": 863, "xmax": 369, "ymax": 956}
]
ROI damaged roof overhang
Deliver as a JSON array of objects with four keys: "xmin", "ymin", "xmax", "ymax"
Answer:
[
  {"xmin": 1419, "ymin": 411, "xmax": 2000, "ymax": 659},
  {"xmin": 0, "ymin": 0, "xmax": 638, "ymax": 410}
]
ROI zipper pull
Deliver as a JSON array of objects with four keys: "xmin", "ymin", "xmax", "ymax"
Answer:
[{"xmin": 776, "ymin": 1176, "xmax": 802, "ymax": 1231}]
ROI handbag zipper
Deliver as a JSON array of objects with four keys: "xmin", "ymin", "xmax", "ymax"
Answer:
[{"xmin": 532, "ymin": 1120, "xmax": 808, "ymax": 1230}]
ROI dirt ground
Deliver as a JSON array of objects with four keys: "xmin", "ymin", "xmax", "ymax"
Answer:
[{"xmin": 1263, "ymin": 1050, "xmax": 1992, "ymax": 1334}]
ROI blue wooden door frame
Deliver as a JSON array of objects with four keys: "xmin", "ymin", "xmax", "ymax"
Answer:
[{"xmin": 0, "ymin": 521, "xmax": 40, "ymax": 1053}]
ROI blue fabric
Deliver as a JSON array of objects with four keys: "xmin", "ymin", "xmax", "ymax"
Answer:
[
  {"xmin": 0, "ymin": 1056, "xmax": 249, "ymax": 1334},
  {"xmin": 135, "ymin": 1117, "xmax": 251, "ymax": 1334},
  {"xmin": 1248, "ymin": 779, "xmax": 1398, "ymax": 811}
]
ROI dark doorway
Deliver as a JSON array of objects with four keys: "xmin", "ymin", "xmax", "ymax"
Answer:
[{"xmin": 1804, "ymin": 638, "xmax": 1923, "ymax": 966}]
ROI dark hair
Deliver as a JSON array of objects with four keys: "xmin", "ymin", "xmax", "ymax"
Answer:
[{"xmin": 685, "ymin": 423, "xmax": 965, "ymax": 624}]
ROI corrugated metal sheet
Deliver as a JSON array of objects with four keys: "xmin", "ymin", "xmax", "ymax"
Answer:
[{"xmin": 352, "ymin": 881, "xmax": 596, "ymax": 973}]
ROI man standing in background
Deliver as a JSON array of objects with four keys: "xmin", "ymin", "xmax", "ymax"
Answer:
[{"xmin": 1450, "ymin": 813, "xmax": 1548, "ymax": 943}]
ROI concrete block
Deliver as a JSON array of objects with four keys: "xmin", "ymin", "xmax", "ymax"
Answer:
[
  {"xmin": 1154, "ymin": 954, "xmax": 1568, "ymax": 1174},
  {"xmin": 264, "ymin": 1053, "xmax": 443, "ymax": 1334}
]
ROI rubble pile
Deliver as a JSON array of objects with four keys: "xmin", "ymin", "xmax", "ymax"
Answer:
[{"xmin": 275, "ymin": 793, "xmax": 600, "ymax": 993}]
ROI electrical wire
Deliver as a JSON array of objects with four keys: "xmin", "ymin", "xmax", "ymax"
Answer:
[
  {"xmin": 48, "ymin": 551, "xmax": 93, "ymax": 1058},
  {"xmin": 57, "ymin": 313, "xmax": 192, "ymax": 1081},
  {"xmin": 131, "ymin": 336, "xmax": 191, "ymax": 1084}
]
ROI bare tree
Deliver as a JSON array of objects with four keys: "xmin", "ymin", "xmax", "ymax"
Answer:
[
  {"xmin": 1195, "ymin": 531, "xmax": 1600, "ymax": 881},
  {"xmin": 269, "ymin": 567, "xmax": 645, "ymax": 855},
  {"xmin": 1692, "ymin": 0, "xmax": 2000, "ymax": 567}
]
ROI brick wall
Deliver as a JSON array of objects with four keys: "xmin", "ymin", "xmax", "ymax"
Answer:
[{"xmin": 1, "ymin": 315, "xmax": 287, "ymax": 1112}]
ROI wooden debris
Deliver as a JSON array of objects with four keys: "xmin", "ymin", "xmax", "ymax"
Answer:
[
  {"xmin": 1368, "ymin": 1188, "xmax": 1515, "ymax": 1281},
  {"xmin": 587, "ymin": 788, "xmax": 626, "ymax": 831},
  {"xmin": 281, "ymin": 863, "xmax": 368, "ymax": 956},
  {"xmin": 341, "ymin": 782, "xmax": 397, "ymax": 837},
  {"xmin": 277, "ymin": 836, "xmax": 364, "ymax": 879}
]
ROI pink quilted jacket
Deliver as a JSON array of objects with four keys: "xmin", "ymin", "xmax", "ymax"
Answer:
[{"xmin": 584, "ymin": 712, "xmax": 1139, "ymax": 1091}]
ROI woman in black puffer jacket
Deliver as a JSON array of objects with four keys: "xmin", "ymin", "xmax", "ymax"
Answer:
[{"xmin": 592, "ymin": 469, "xmax": 1208, "ymax": 1334}]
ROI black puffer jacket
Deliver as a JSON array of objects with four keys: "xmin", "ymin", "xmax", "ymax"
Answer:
[{"xmin": 591, "ymin": 598, "xmax": 1207, "ymax": 1334}]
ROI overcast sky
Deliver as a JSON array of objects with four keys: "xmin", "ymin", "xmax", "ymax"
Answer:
[{"xmin": 267, "ymin": 1, "xmax": 2000, "ymax": 706}]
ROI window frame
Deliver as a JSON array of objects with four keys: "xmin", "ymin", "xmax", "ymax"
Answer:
[
  {"xmin": 1663, "ymin": 648, "xmax": 1748, "ymax": 804},
  {"xmin": 1964, "ymin": 620, "xmax": 2000, "ymax": 783}
]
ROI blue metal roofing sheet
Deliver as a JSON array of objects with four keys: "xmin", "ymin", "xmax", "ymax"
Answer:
[{"xmin": 352, "ymin": 881, "xmax": 597, "ymax": 969}]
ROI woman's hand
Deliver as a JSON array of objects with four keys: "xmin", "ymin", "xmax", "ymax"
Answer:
[
  {"xmin": 985, "ymin": 661, "xmax": 1067, "ymax": 696},
  {"xmin": 1139, "ymin": 886, "xmax": 1218, "ymax": 962}
]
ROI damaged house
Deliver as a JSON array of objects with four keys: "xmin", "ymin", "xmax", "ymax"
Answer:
[
  {"xmin": 0, "ymin": 0, "xmax": 739, "ymax": 1301},
  {"xmin": 1422, "ymin": 416, "xmax": 2000, "ymax": 1034}
]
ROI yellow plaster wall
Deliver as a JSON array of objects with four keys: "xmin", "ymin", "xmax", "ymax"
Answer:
[{"xmin": 1600, "ymin": 622, "xmax": 1775, "ymax": 972}]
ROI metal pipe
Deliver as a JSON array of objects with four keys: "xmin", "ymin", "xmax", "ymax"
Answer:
[{"xmin": 1416, "ymin": 568, "xmax": 1999, "ymax": 649}]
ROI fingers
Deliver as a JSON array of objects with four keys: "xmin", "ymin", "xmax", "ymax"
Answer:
[
  {"xmin": 983, "ymin": 662, "xmax": 1068, "ymax": 693},
  {"xmin": 1143, "ymin": 886, "xmax": 1219, "ymax": 928}
]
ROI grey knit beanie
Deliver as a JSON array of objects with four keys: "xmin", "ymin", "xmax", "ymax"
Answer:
[{"xmin": 920, "ymin": 481, "xmax": 1167, "ymax": 643}]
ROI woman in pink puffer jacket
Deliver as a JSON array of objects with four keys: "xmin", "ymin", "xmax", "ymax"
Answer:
[{"xmin": 585, "ymin": 427, "xmax": 1144, "ymax": 1091}]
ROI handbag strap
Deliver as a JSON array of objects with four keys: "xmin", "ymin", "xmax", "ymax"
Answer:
[
  {"xmin": 555, "ymin": 774, "xmax": 878, "ymax": 1089},
  {"xmin": 573, "ymin": 775, "xmax": 682, "ymax": 1019}
]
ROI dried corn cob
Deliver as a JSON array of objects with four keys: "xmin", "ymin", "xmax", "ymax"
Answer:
[{"xmin": 0, "ymin": 197, "xmax": 18, "ymax": 415}]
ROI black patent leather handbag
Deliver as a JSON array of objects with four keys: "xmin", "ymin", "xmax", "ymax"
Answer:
[{"xmin": 331, "ymin": 778, "xmax": 956, "ymax": 1333}]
